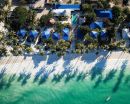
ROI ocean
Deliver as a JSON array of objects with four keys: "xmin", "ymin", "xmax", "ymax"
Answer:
[{"xmin": 0, "ymin": 67, "xmax": 130, "ymax": 104}]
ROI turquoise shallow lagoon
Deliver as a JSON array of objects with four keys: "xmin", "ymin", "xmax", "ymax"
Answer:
[{"xmin": 0, "ymin": 68, "xmax": 130, "ymax": 104}]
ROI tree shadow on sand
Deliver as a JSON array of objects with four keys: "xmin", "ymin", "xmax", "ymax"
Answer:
[
  {"xmin": 93, "ymin": 75, "xmax": 103, "ymax": 88},
  {"xmin": 5, "ymin": 74, "xmax": 16, "ymax": 88},
  {"xmin": 46, "ymin": 54, "xmax": 60, "ymax": 65},
  {"xmin": 81, "ymin": 51, "xmax": 109, "ymax": 64},
  {"xmin": 51, "ymin": 67, "xmax": 71, "ymax": 83},
  {"xmin": 90, "ymin": 58, "xmax": 107, "ymax": 80},
  {"xmin": 0, "ymin": 69, "xmax": 16, "ymax": 89},
  {"xmin": 103, "ymin": 69, "xmax": 117, "ymax": 83},
  {"xmin": 21, "ymin": 73, "xmax": 31, "ymax": 86},
  {"xmin": 31, "ymin": 54, "xmax": 47, "ymax": 68},
  {"xmin": 17, "ymin": 71, "xmax": 26, "ymax": 82},
  {"xmin": 17, "ymin": 71, "xmax": 31, "ymax": 86},
  {"xmin": 52, "ymin": 74, "xmax": 63, "ymax": 83},
  {"xmin": 112, "ymin": 60, "xmax": 128, "ymax": 93},
  {"xmin": 0, "ymin": 68, "xmax": 6, "ymax": 80},
  {"xmin": 0, "ymin": 68, "xmax": 7, "ymax": 89},
  {"xmin": 63, "ymin": 54, "xmax": 80, "ymax": 69},
  {"xmin": 38, "ymin": 71, "xmax": 49, "ymax": 85},
  {"xmin": 124, "ymin": 75, "xmax": 130, "ymax": 86},
  {"xmin": 51, "ymin": 67, "xmax": 77, "ymax": 83},
  {"xmin": 33, "ymin": 68, "xmax": 45, "ymax": 83},
  {"xmin": 76, "ymin": 71, "xmax": 88, "ymax": 82},
  {"xmin": 65, "ymin": 69, "xmax": 78, "ymax": 83}
]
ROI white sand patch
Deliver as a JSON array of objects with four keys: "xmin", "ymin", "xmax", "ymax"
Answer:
[{"xmin": 0, "ymin": 22, "xmax": 8, "ymax": 34}]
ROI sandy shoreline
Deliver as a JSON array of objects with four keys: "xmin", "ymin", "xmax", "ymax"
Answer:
[{"xmin": 0, "ymin": 51, "xmax": 130, "ymax": 77}]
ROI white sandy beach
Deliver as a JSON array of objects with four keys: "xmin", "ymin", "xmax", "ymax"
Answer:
[{"xmin": 0, "ymin": 51, "xmax": 130, "ymax": 78}]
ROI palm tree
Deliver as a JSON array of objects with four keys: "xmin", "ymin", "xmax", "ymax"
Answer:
[
  {"xmin": 0, "ymin": 32, "xmax": 3, "ymax": 41},
  {"xmin": 0, "ymin": 46, "xmax": 7, "ymax": 57}
]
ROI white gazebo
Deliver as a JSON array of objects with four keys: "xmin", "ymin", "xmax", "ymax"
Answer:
[
  {"xmin": 122, "ymin": 28, "xmax": 130, "ymax": 39},
  {"xmin": 122, "ymin": 28, "xmax": 130, "ymax": 47}
]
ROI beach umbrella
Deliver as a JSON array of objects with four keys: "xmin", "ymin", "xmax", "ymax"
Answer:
[
  {"xmin": 52, "ymin": 32, "xmax": 60, "ymax": 40},
  {"xmin": 27, "ymin": 30, "xmax": 38, "ymax": 42},
  {"xmin": 101, "ymin": 29, "xmax": 107, "ymax": 37},
  {"xmin": 62, "ymin": 28, "xmax": 69, "ymax": 40},
  {"xmin": 17, "ymin": 29, "xmax": 26, "ymax": 37},
  {"xmin": 49, "ymin": 18, "xmax": 56, "ymax": 24},
  {"xmin": 90, "ymin": 31, "xmax": 99, "ymax": 38},
  {"xmin": 29, "ymin": 30, "xmax": 38, "ymax": 38},
  {"xmin": 42, "ymin": 29, "xmax": 50, "ymax": 39},
  {"xmin": 100, "ymin": 29, "xmax": 107, "ymax": 40},
  {"xmin": 122, "ymin": 28, "xmax": 130, "ymax": 39}
]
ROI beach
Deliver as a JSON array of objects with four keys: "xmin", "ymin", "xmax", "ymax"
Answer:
[
  {"xmin": 0, "ymin": 51, "xmax": 130, "ymax": 76},
  {"xmin": 0, "ymin": 51, "xmax": 130, "ymax": 104}
]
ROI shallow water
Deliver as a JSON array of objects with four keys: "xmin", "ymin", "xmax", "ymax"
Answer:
[{"xmin": 0, "ymin": 68, "xmax": 130, "ymax": 104}]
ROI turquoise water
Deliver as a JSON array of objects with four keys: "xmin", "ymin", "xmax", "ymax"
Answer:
[{"xmin": 0, "ymin": 68, "xmax": 130, "ymax": 104}]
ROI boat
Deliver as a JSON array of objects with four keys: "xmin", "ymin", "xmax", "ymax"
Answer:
[{"xmin": 105, "ymin": 96, "xmax": 111, "ymax": 102}]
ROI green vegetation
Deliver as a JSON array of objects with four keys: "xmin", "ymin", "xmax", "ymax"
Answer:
[
  {"xmin": 0, "ymin": 1, "xmax": 130, "ymax": 57},
  {"xmin": 39, "ymin": 13, "xmax": 53, "ymax": 27},
  {"xmin": 112, "ymin": 6, "xmax": 122, "ymax": 25},
  {"xmin": 78, "ymin": 26, "xmax": 90, "ymax": 35},
  {"xmin": 26, "ymin": 47, "xmax": 33, "ymax": 53},
  {"xmin": 13, "ymin": 6, "xmax": 28, "ymax": 26},
  {"xmin": 55, "ymin": 40, "xmax": 71, "ymax": 56},
  {"xmin": 19, "ymin": 0, "xmax": 39, "ymax": 4},
  {"xmin": 82, "ymin": 4, "xmax": 93, "ymax": 12},
  {"xmin": 0, "ymin": 46, "xmax": 7, "ymax": 57}
]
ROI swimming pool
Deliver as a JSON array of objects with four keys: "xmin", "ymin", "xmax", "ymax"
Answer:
[{"xmin": 71, "ymin": 13, "xmax": 79, "ymax": 26}]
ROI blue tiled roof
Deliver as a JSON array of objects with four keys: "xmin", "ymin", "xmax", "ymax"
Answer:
[
  {"xmin": 53, "ymin": 4, "xmax": 80, "ymax": 10},
  {"xmin": 94, "ymin": 9, "xmax": 113, "ymax": 19}
]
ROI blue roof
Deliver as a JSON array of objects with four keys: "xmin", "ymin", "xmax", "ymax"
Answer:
[
  {"xmin": 90, "ymin": 31, "xmax": 99, "ymax": 38},
  {"xmin": 42, "ymin": 29, "xmax": 50, "ymax": 39},
  {"xmin": 62, "ymin": 28, "xmax": 69, "ymax": 40},
  {"xmin": 90, "ymin": 21, "xmax": 104, "ymax": 29},
  {"xmin": 17, "ymin": 29, "xmax": 26, "ymax": 37},
  {"xmin": 52, "ymin": 32, "xmax": 60, "ymax": 40},
  {"xmin": 53, "ymin": 4, "xmax": 80, "ymax": 10},
  {"xmin": 94, "ymin": 9, "xmax": 112, "ymax": 19},
  {"xmin": 29, "ymin": 30, "xmax": 38, "ymax": 38}
]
